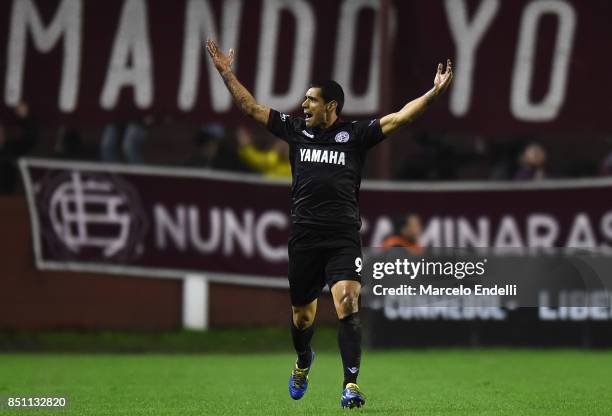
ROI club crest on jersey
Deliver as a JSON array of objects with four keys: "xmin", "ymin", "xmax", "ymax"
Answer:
[{"xmin": 335, "ymin": 131, "xmax": 350, "ymax": 143}]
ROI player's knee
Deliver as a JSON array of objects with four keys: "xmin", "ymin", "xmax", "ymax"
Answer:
[
  {"xmin": 293, "ymin": 311, "xmax": 314, "ymax": 329},
  {"xmin": 337, "ymin": 292, "xmax": 359, "ymax": 318}
]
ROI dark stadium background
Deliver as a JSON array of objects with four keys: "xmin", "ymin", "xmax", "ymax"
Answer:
[{"xmin": 1, "ymin": 1, "xmax": 612, "ymax": 414}]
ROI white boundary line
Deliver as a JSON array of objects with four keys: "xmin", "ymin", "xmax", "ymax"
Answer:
[
  {"xmin": 361, "ymin": 176, "xmax": 612, "ymax": 192},
  {"xmin": 21, "ymin": 157, "xmax": 612, "ymax": 191},
  {"xmin": 37, "ymin": 259, "xmax": 289, "ymax": 288},
  {"xmin": 20, "ymin": 157, "xmax": 291, "ymax": 186},
  {"xmin": 18, "ymin": 159, "xmax": 45, "ymax": 269}
]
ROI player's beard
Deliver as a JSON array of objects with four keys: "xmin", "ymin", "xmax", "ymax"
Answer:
[
  {"xmin": 307, "ymin": 113, "xmax": 321, "ymax": 128},
  {"xmin": 311, "ymin": 111, "xmax": 327, "ymax": 129}
]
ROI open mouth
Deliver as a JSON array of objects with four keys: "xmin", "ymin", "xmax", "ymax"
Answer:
[{"xmin": 304, "ymin": 111, "xmax": 313, "ymax": 121}]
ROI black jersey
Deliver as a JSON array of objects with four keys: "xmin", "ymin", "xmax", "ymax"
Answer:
[{"xmin": 267, "ymin": 109, "xmax": 386, "ymax": 230}]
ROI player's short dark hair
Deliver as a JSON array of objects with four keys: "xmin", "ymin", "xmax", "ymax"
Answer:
[{"xmin": 310, "ymin": 80, "xmax": 344, "ymax": 115}]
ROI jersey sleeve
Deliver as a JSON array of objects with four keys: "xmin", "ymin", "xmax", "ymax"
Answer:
[
  {"xmin": 266, "ymin": 109, "xmax": 301, "ymax": 142},
  {"xmin": 353, "ymin": 118, "xmax": 387, "ymax": 150}
]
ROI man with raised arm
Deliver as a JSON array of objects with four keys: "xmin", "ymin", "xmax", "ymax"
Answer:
[{"xmin": 206, "ymin": 39, "xmax": 453, "ymax": 409}]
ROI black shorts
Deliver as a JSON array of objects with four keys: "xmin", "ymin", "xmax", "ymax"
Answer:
[{"xmin": 288, "ymin": 224, "xmax": 362, "ymax": 306}]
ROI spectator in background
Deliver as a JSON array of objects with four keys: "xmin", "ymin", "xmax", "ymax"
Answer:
[
  {"xmin": 0, "ymin": 124, "xmax": 11, "ymax": 193},
  {"xmin": 100, "ymin": 122, "xmax": 122, "ymax": 162},
  {"xmin": 381, "ymin": 212, "xmax": 424, "ymax": 255},
  {"xmin": 488, "ymin": 139, "xmax": 524, "ymax": 180},
  {"xmin": 100, "ymin": 115, "xmax": 153, "ymax": 164},
  {"xmin": 183, "ymin": 122, "xmax": 224, "ymax": 168},
  {"xmin": 122, "ymin": 117, "xmax": 151, "ymax": 163},
  {"xmin": 514, "ymin": 142, "xmax": 548, "ymax": 180},
  {"xmin": 600, "ymin": 147, "xmax": 612, "ymax": 176},
  {"xmin": 184, "ymin": 123, "xmax": 249, "ymax": 172},
  {"xmin": 394, "ymin": 132, "xmax": 484, "ymax": 181},
  {"xmin": 0, "ymin": 102, "xmax": 39, "ymax": 194},
  {"xmin": 236, "ymin": 126, "xmax": 291, "ymax": 178},
  {"xmin": 54, "ymin": 126, "xmax": 85, "ymax": 160}
]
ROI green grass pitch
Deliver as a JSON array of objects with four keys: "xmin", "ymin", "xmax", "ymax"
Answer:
[{"xmin": 1, "ymin": 350, "xmax": 611, "ymax": 415}]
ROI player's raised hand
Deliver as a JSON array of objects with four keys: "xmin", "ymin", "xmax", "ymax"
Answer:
[
  {"xmin": 433, "ymin": 59, "xmax": 453, "ymax": 96},
  {"xmin": 206, "ymin": 39, "xmax": 234, "ymax": 73}
]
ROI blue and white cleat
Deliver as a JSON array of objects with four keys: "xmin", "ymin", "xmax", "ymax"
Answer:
[
  {"xmin": 288, "ymin": 351, "xmax": 315, "ymax": 400},
  {"xmin": 341, "ymin": 383, "xmax": 366, "ymax": 409}
]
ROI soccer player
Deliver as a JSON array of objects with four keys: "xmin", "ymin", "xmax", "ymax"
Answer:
[{"xmin": 206, "ymin": 39, "xmax": 453, "ymax": 409}]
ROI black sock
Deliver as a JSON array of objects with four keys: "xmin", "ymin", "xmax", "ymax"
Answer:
[
  {"xmin": 338, "ymin": 312, "xmax": 362, "ymax": 387},
  {"xmin": 291, "ymin": 319, "xmax": 314, "ymax": 368}
]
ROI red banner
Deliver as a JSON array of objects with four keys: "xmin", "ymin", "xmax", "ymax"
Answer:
[
  {"xmin": 20, "ymin": 158, "xmax": 612, "ymax": 281},
  {"xmin": 1, "ymin": 0, "xmax": 611, "ymax": 134}
]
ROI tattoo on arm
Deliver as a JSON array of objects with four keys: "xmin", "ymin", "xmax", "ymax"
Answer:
[{"xmin": 221, "ymin": 70, "xmax": 268, "ymax": 124}]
